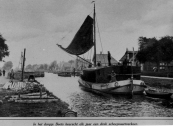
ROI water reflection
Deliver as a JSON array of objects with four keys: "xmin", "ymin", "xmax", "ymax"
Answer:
[{"xmin": 37, "ymin": 73, "xmax": 173, "ymax": 117}]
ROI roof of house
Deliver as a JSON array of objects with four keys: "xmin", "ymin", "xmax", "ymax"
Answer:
[
  {"xmin": 93, "ymin": 53, "xmax": 118, "ymax": 64},
  {"xmin": 119, "ymin": 51, "xmax": 138, "ymax": 62}
]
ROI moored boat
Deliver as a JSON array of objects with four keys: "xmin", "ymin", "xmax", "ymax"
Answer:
[
  {"xmin": 145, "ymin": 89, "xmax": 172, "ymax": 99},
  {"xmin": 58, "ymin": 72, "xmax": 71, "ymax": 77},
  {"xmin": 78, "ymin": 76, "xmax": 133, "ymax": 95},
  {"xmin": 57, "ymin": 3, "xmax": 146, "ymax": 95},
  {"xmin": 78, "ymin": 65, "xmax": 146, "ymax": 95}
]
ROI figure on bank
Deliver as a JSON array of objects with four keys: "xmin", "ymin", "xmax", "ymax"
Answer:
[{"xmin": 108, "ymin": 51, "xmax": 111, "ymax": 66}]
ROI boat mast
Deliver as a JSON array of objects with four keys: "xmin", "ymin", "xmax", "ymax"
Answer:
[
  {"xmin": 21, "ymin": 48, "xmax": 26, "ymax": 81},
  {"xmin": 93, "ymin": 3, "xmax": 96, "ymax": 67},
  {"xmin": 20, "ymin": 52, "xmax": 23, "ymax": 71}
]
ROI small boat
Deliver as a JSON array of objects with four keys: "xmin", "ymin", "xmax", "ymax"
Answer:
[
  {"xmin": 63, "ymin": 110, "xmax": 77, "ymax": 117},
  {"xmin": 74, "ymin": 71, "xmax": 81, "ymax": 76},
  {"xmin": 145, "ymin": 89, "xmax": 172, "ymax": 99},
  {"xmin": 58, "ymin": 72, "xmax": 71, "ymax": 77}
]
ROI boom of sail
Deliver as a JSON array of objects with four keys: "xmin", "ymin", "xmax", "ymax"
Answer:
[{"xmin": 57, "ymin": 15, "xmax": 94, "ymax": 55}]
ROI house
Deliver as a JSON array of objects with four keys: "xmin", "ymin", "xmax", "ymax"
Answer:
[
  {"xmin": 119, "ymin": 48, "xmax": 173, "ymax": 72},
  {"xmin": 119, "ymin": 48, "xmax": 139, "ymax": 66},
  {"xmin": 74, "ymin": 51, "xmax": 118, "ymax": 69},
  {"xmin": 93, "ymin": 52, "xmax": 118, "ymax": 66},
  {"xmin": 142, "ymin": 61, "xmax": 173, "ymax": 72}
]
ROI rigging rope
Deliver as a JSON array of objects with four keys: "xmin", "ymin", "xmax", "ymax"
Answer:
[
  {"xmin": 89, "ymin": 47, "xmax": 93, "ymax": 63},
  {"xmin": 67, "ymin": 53, "xmax": 75, "ymax": 60},
  {"xmin": 61, "ymin": 30, "xmax": 72, "ymax": 40},
  {"xmin": 96, "ymin": 16, "xmax": 104, "ymax": 53},
  {"xmin": 96, "ymin": 15, "xmax": 107, "ymax": 66}
]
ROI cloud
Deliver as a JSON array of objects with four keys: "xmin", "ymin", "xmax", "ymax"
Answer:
[
  {"xmin": 0, "ymin": 0, "xmax": 92, "ymax": 42},
  {"xmin": 43, "ymin": 3, "xmax": 90, "ymax": 32},
  {"xmin": 105, "ymin": 0, "xmax": 173, "ymax": 37},
  {"xmin": 142, "ymin": 1, "xmax": 173, "ymax": 27},
  {"xmin": 0, "ymin": 22, "xmax": 42, "ymax": 41}
]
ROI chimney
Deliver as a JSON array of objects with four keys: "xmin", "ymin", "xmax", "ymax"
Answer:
[{"xmin": 126, "ymin": 48, "xmax": 128, "ymax": 52}]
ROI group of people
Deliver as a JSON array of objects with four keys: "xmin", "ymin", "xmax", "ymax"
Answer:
[
  {"xmin": 0, "ymin": 69, "xmax": 6, "ymax": 76},
  {"xmin": 0, "ymin": 69, "xmax": 15, "ymax": 79}
]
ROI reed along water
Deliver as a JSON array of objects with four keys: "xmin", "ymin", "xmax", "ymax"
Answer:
[{"xmin": 37, "ymin": 72, "xmax": 173, "ymax": 117}]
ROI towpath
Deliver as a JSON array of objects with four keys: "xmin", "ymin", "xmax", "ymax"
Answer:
[{"xmin": 141, "ymin": 75, "xmax": 173, "ymax": 80}]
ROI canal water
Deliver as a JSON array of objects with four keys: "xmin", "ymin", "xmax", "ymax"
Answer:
[{"xmin": 37, "ymin": 72, "xmax": 173, "ymax": 117}]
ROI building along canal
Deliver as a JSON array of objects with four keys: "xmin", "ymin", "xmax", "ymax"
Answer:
[{"xmin": 37, "ymin": 72, "xmax": 173, "ymax": 117}]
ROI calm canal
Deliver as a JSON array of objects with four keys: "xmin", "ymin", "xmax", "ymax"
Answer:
[{"xmin": 37, "ymin": 72, "xmax": 173, "ymax": 117}]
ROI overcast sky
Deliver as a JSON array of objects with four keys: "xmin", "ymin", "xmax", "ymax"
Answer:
[{"xmin": 0, "ymin": 0, "xmax": 173, "ymax": 68}]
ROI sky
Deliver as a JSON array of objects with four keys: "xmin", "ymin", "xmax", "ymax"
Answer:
[{"xmin": 0, "ymin": 0, "xmax": 173, "ymax": 68}]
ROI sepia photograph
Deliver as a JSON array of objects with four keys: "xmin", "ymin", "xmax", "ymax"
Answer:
[{"xmin": 0, "ymin": 0, "xmax": 173, "ymax": 125}]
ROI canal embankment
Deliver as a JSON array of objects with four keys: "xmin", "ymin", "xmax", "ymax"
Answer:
[
  {"xmin": 0, "ymin": 76, "xmax": 70, "ymax": 117},
  {"xmin": 141, "ymin": 76, "xmax": 173, "ymax": 91}
]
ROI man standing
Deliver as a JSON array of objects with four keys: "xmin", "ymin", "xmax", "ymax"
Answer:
[
  {"xmin": 108, "ymin": 51, "xmax": 111, "ymax": 66},
  {"xmin": 3, "ymin": 70, "xmax": 5, "ymax": 76},
  {"xmin": 10, "ymin": 69, "xmax": 14, "ymax": 79},
  {"xmin": 73, "ymin": 67, "xmax": 75, "ymax": 77}
]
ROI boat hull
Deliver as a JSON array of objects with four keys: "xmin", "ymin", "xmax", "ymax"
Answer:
[
  {"xmin": 145, "ymin": 90, "xmax": 172, "ymax": 99},
  {"xmin": 78, "ymin": 77, "xmax": 146, "ymax": 95},
  {"xmin": 58, "ymin": 72, "xmax": 71, "ymax": 77},
  {"xmin": 133, "ymin": 80, "xmax": 146, "ymax": 94},
  {"xmin": 78, "ymin": 77, "xmax": 133, "ymax": 95}
]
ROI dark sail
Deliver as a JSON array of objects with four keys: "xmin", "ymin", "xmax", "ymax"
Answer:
[{"xmin": 57, "ymin": 15, "xmax": 93, "ymax": 55}]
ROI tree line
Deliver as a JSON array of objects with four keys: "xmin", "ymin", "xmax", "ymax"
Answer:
[
  {"xmin": 25, "ymin": 60, "xmax": 75, "ymax": 72},
  {"xmin": 136, "ymin": 36, "xmax": 173, "ymax": 70}
]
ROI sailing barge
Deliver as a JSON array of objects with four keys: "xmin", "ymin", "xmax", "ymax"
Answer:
[{"xmin": 57, "ymin": 3, "xmax": 146, "ymax": 95}]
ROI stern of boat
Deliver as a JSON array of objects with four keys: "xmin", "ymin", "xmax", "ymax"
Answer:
[{"xmin": 133, "ymin": 80, "xmax": 146, "ymax": 94}]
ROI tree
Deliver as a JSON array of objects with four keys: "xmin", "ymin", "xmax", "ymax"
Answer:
[
  {"xmin": 25, "ymin": 64, "xmax": 33, "ymax": 70},
  {"xmin": 68, "ymin": 60, "xmax": 74, "ymax": 64},
  {"xmin": 0, "ymin": 34, "xmax": 9, "ymax": 61},
  {"xmin": 136, "ymin": 36, "xmax": 173, "ymax": 71},
  {"xmin": 49, "ymin": 61, "xmax": 58, "ymax": 71},
  {"xmin": 159, "ymin": 36, "xmax": 173, "ymax": 64},
  {"xmin": 32, "ymin": 64, "xmax": 39, "ymax": 71},
  {"xmin": 136, "ymin": 37, "xmax": 158, "ymax": 63},
  {"xmin": 43, "ymin": 64, "xmax": 48, "ymax": 70},
  {"xmin": 38, "ymin": 64, "xmax": 44, "ymax": 70},
  {"xmin": 3, "ymin": 61, "xmax": 13, "ymax": 70}
]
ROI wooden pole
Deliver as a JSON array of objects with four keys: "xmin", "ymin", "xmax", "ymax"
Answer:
[
  {"xmin": 93, "ymin": 3, "xmax": 96, "ymax": 67},
  {"xmin": 133, "ymin": 47, "xmax": 134, "ymax": 66},
  {"xmin": 21, "ymin": 48, "xmax": 26, "ymax": 81}
]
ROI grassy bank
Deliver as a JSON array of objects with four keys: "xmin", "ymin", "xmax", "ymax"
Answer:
[{"xmin": 141, "ymin": 76, "xmax": 173, "ymax": 90}]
